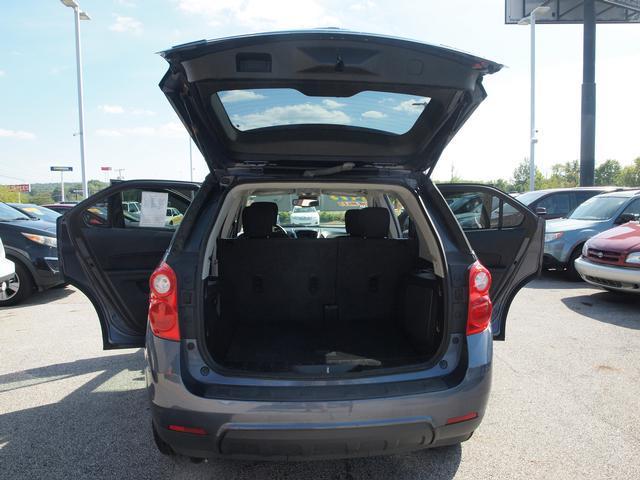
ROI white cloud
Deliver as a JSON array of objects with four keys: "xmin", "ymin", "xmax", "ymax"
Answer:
[
  {"xmin": 361, "ymin": 110, "xmax": 386, "ymax": 119},
  {"xmin": 349, "ymin": 1, "xmax": 375, "ymax": 11},
  {"xmin": 231, "ymin": 104, "xmax": 351, "ymax": 130},
  {"xmin": 219, "ymin": 90, "xmax": 265, "ymax": 103},
  {"xmin": 393, "ymin": 97, "xmax": 430, "ymax": 114},
  {"xmin": 0, "ymin": 128, "xmax": 36, "ymax": 140},
  {"xmin": 131, "ymin": 108, "xmax": 156, "ymax": 116},
  {"xmin": 177, "ymin": 0, "xmax": 341, "ymax": 29},
  {"xmin": 109, "ymin": 15, "xmax": 143, "ymax": 34},
  {"xmin": 0, "ymin": 70, "xmax": 5, "ymax": 77},
  {"xmin": 95, "ymin": 122, "xmax": 184, "ymax": 139},
  {"xmin": 99, "ymin": 104, "xmax": 125, "ymax": 114},
  {"xmin": 322, "ymin": 99, "xmax": 346, "ymax": 109}
]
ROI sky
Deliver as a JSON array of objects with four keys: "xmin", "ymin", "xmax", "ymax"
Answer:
[{"xmin": 0, "ymin": 0, "xmax": 639, "ymax": 186}]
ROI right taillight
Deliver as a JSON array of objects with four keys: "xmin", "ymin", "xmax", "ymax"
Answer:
[
  {"xmin": 467, "ymin": 261, "xmax": 492, "ymax": 336},
  {"xmin": 148, "ymin": 262, "xmax": 180, "ymax": 341}
]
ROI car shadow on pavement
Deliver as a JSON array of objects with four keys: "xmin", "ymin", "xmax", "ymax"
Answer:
[
  {"xmin": 0, "ymin": 350, "xmax": 462, "ymax": 480},
  {"xmin": 525, "ymin": 270, "xmax": 590, "ymax": 289},
  {"xmin": 561, "ymin": 291, "xmax": 640, "ymax": 329},
  {"xmin": 2, "ymin": 285, "xmax": 75, "ymax": 310}
]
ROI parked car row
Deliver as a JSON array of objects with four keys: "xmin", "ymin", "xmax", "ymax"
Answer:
[{"xmin": 0, "ymin": 202, "xmax": 64, "ymax": 306}]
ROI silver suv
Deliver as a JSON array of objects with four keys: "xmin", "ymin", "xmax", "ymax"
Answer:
[{"xmin": 58, "ymin": 31, "xmax": 544, "ymax": 461}]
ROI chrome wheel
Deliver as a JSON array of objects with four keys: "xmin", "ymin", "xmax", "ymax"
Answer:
[{"xmin": 0, "ymin": 274, "xmax": 20, "ymax": 301}]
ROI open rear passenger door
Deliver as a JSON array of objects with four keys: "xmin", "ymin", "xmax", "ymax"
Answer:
[
  {"xmin": 437, "ymin": 184, "xmax": 544, "ymax": 340},
  {"xmin": 58, "ymin": 180, "xmax": 199, "ymax": 349}
]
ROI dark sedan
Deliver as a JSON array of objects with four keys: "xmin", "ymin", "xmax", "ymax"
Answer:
[{"xmin": 0, "ymin": 203, "xmax": 64, "ymax": 306}]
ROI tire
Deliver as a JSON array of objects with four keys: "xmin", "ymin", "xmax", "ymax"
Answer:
[
  {"xmin": 152, "ymin": 422, "xmax": 175, "ymax": 457},
  {"xmin": 565, "ymin": 247, "xmax": 583, "ymax": 282},
  {"xmin": 0, "ymin": 260, "xmax": 34, "ymax": 307}
]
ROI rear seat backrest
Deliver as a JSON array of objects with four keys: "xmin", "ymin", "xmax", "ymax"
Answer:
[
  {"xmin": 217, "ymin": 238, "xmax": 337, "ymax": 325},
  {"xmin": 337, "ymin": 208, "xmax": 417, "ymax": 323},
  {"xmin": 217, "ymin": 207, "xmax": 417, "ymax": 328}
]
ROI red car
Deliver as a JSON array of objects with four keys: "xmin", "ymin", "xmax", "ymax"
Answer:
[{"xmin": 575, "ymin": 221, "xmax": 640, "ymax": 294}]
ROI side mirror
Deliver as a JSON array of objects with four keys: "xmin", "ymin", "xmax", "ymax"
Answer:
[
  {"xmin": 535, "ymin": 206, "xmax": 547, "ymax": 216},
  {"xmin": 614, "ymin": 213, "xmax": 638, "ymax": 225}
]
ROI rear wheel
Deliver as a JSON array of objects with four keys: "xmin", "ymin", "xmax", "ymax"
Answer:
[{"xmin": 0, "ymin": 261, "xmax": 34, "ymax": 307}]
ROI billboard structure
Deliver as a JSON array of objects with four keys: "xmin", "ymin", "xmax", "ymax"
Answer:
[
  {"xmin": 506, "ymin": 0, "xmax": 640, "ymax": 23},
  {"xmin": 506, "ymin": 0, "xmax": 640, "ymax": 186}
]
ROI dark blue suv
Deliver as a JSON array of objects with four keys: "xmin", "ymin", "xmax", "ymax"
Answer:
[{"xmin": 58, "ymin": 31, "xmax": 544, "ymax": 461}]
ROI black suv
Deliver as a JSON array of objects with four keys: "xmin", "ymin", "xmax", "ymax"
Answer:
[{"xmin": 58, "ymin": 31, "xmax": 544, "ymax": 461}]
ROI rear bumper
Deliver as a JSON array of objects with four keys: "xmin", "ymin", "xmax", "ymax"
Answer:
[
  {"xmin": 574, "ymin": 257, "xmax": 640, "ymax": 293},
  {"xmin": 146, "ymin": 330, "xmax": 493, "ymax": 460}
]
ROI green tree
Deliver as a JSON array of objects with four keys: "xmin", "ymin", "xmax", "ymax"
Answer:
[
  {"xmin": 0, "ymin": 186, "xmax": 20, "ymax": 202},
  {"xmin": 594, "ymin": 159, "xmax": 622, "ymax": 186},
  {"xmin": 618, "ymin": 157, "xmax": 640, "ymax": 187},
  {"xmin": 546, "ymin": 160, "xmax": 580, "ymax": 187},
  {"xmin": 512, "ymin": 159, "xmax": 544, "ymax": 192}
]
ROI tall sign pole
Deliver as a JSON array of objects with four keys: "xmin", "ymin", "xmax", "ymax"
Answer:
[
  {"xmin": 580, "ymin": 0, "xmax": 597, "ymax": 186},
  {"xmin": 50, "ymin": 166, "xmax": 73, "ymax": 202}
]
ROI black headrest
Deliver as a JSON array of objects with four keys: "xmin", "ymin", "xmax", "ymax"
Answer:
[
  {"xmin": 242, "ymin": 202, "xmax": 278, "ymax": 238},
  {"xmin": 345, "ymin": 207, "xmax": 389, "ymax": 238}
]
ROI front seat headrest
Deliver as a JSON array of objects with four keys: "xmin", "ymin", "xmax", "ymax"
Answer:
[
  {"xmin": 242, "ymin": 202, "xmax": 278, "ymax": 238},
  {"xmin": 345, "ymin": 207, "xmax": 389, "ymax": 238}
]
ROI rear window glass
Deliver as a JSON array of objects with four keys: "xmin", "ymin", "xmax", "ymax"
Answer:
[{"xmin": 215, "ymin": 89, "xmax": 430, "ymax": 134}]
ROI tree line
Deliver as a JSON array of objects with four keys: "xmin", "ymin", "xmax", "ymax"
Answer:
[
  {"xmin": 1, "ymin": 158, "xmax": 639, "ymax": 204},
  {"xmin": 452, "ymin": 157, "xmax": 640, "ymax": 193},
  {"xmin": 0, "ymin": 180, "xmax": 109, "ymax": 204}
]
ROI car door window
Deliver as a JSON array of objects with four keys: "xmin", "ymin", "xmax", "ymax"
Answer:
[
  {"xmin": 537, "ymin": 193, "xmax": 571, "ymax": 216},
  {"xmin": 444, "ymin": 191, "xmax": 523, "ymax": 231},
  {"xmin": 620, "ymin": 198, "xmax": 640, "ymax": 218},
  {"xmin": 82, "ymin": 188, "xmax": 192, "ymax": 230}
]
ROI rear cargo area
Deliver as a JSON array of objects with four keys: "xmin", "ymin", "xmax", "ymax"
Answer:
[{"xmin": 204, "ymin": 232, "xmax": 444, "ymax": 376}]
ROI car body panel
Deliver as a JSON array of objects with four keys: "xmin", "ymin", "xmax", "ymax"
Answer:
[
  {"xmin": 437, "ymin": 184, "xmax": 544, "ymax": 340},
  {"xmin": 146, "ymin": 328, "xmax": 492, "ymax": 459},
  {"xmin": 57, "ymin": 180, "xmax": 200, "ymax": 348},
  {"xmin": 574, "ymin": 221, "xmax": 640, "ymax": 293},
  {"xmin": 159, "ymin": 30, "xmax": 501, "ymax": 173},
  {"xmin": 587, "ymin": 221, "xmax": 640, "ymax": 256},
  {"xmin": 575, "ymin": 257, "xmax": 640, "ymax": 293},
  {"xmin": 0, "ymin": 219, "xmax": 62, "ymax": 290}
]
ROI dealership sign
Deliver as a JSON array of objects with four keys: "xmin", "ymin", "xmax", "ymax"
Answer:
[{"xmin": 7, "ymin": 184, "xmax": 31, "ymax": 192}]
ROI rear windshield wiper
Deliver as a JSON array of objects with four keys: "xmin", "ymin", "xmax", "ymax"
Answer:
[{"xmin": 303, "ymin": 162, "xmax": 355, "ymax": 178}]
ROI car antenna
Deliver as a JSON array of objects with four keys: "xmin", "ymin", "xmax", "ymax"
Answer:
[{"xmin": 303, "ymin": 162, "xmax": 355, "ymax": 178}]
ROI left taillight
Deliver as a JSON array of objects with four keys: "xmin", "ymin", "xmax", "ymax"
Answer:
[
  {"xmin": 467, "ymin": 261, "xmax": 492, "ymax": 336},
  {"xmin": 148, "ymin": 262, "xmax": 180, "ymax": 341}
]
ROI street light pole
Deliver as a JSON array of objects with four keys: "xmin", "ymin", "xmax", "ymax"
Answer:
[
  {"xmin": 61, "ymin": 1, "xmax": 90, "ymax": 199},
  {"xmin": 519, "ymin": 5, "xmax": 550, "ymax": 192},
  {"xmin": 528, "ymin": 10, "xmax": 537, "ymax": 192}
]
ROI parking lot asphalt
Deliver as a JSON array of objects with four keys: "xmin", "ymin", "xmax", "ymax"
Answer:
[{"xmin": 1, "ymin": 273, "xmax": 639, "ymax": 480}]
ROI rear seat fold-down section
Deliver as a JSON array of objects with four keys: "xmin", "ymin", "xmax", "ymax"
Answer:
[{"xmin": 212, "ymin": 207, "xmax": 439, "ymax": 373}]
